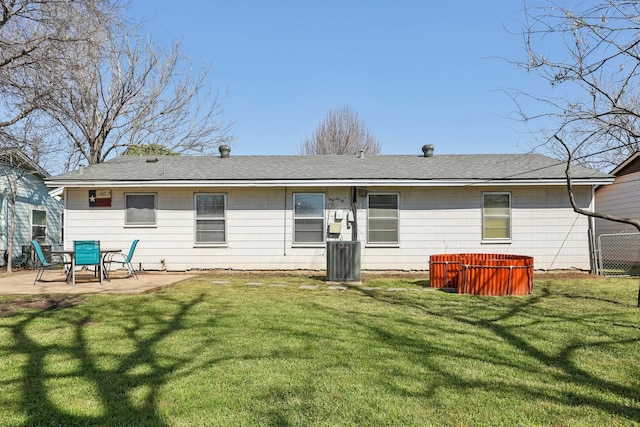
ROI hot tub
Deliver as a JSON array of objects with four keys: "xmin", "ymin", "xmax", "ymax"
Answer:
[{"xmin": 429, "ymin": 253, "xmax": 534, "ymax": 296}]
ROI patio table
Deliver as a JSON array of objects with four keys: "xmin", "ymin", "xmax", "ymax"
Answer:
[{"xmin": 52, "ymin": 248, "xmax": 122, "ymax": 284}]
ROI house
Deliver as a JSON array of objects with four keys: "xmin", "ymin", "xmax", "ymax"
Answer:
[
  {"xmin": 595, "ymin": 151, "xmax": 640, "ymax": 236},
  {"xmin": 0, "ymin": 150, "xmax": 64, "ymax": 266},
  {"xmin": 44, "ymin": 146, "xmax": 613, "ymax": 272},
  {"xmin": 594, "ymin": 151, "xmax": 640, "ymax": 273}
]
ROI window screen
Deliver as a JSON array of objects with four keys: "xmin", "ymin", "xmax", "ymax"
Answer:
[
  {"xmin": 294, "ymin": 193, "xmax": 324, "ymax": 243},
  {"xmin": 368, "ymin": 194, "xmax": 399, "ymax": 244},
  {"xmin": 195, "ymin": 194, "xmax": 226, "ymax": 243},
  {"xmin": 32, "ymin": 210, "xmax": 46, "ymax": 241},
  {"xmin": 125, "ymin": 194, "xmax": 156, "ymax": 225},
  {"xmin": 483, "ymin": 193, "xmax": 511, "ymax": 240}
]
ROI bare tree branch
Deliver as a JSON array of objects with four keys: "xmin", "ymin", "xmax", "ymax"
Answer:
[
  {"xmin": 555, "ymin": 134, "xmax": 640, "ymax": 232},
  {"xmin": 512, "ymin": 1, "xmax": 640, "ymax": 170},
  {"xmin": 299, "ymin": 105, "xmax": 382, "ymax": 155},
  {"xmin": 40, "ymin": 24, "xmax": 233, "ymax": 168},
  {"xmin": 515, "ymin": 3, "xmax": 640, "ymax": 301},
  {"xmin": 0, "ymin": 0, "xmax": 119, "ymax": 164},
  {"xmin": 2, "ymin": 1, "xmax": 230, "ymax": 170}
]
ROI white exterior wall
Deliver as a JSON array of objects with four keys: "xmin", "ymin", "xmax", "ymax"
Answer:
[
  {"xmin": 63, "ymin": 184, "xmax": 594, "ymax": 271},
  {"xmin": 355, "ymin": 185, "xmax": 592, "ymax": 271}
]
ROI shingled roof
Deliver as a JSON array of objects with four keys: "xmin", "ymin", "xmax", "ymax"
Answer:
[
  {"xmin": 0, "ymin": 149, "xmax": 50, "ymax": 179},
  {"xmin": 45, "ymin": 153, "xmax": 613, "ymax": 187}
]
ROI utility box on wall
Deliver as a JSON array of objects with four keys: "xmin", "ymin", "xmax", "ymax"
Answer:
[{"xmin": 326, "ymin": 241, "xmax": 361, "ymax": 282}]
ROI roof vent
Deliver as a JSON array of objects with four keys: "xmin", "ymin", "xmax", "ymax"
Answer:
[
  {"xmin": 219, "ymin": 145, "xmax": 231, "ymax": 158},
  {"xmin": 422, "ymin": 144, "xmax": 434, "ymax": 157}
]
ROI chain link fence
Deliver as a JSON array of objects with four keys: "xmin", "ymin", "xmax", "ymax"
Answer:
[{"xmin": 597, "ymin": 232, "xmax": 640, "ymax": 276}]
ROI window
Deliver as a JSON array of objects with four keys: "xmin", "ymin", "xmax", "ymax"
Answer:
[
  {"xmin": 368, "ymin": 194, "xmax": 399, "ymax": 244},
  {"xmin": 32, "ymin": 210, "xmax": 46, "ymax": 241},
  {"xmin": 125, "ymin": 193, "xmax": 156, "ymax": 225},
  {"xmin": 482, "ymin": 192, "xmax": 511, "ymax": 240},
  {"xmin": 195, "ymin": 193, "xmax": 226, "ymax": 244},
  {"xmin": 294, "ymin": 193, "xmax": 325, "ymax": 244}
]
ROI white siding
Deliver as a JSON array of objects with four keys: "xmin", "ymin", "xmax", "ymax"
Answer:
[
  {"xmin": 63, "ymin": 185, "xmax": 594, "ymax": 271},
  {"xmin": 356, "ymin": 186, "xmax": 591, "ymax": 271}
]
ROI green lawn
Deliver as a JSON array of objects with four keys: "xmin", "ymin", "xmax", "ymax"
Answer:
[{"xmin": 0, "ymin": 273, "xmax": 639, "ymax": 426}]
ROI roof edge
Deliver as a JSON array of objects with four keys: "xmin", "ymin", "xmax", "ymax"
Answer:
[
  {"xmin": 45, "ymin": 177, "xmax": 615, "ymax": 188},
  {"xmin": 610, "ymin": 150, "xmax": 640, "ymax": 175}
]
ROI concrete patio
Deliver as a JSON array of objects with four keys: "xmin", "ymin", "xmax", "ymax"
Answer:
[{"xmin": 0, "ymin": 269, "xmax": 197, "ymax": 295}]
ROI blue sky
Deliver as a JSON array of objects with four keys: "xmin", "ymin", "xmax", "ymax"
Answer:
[{"xmin": 129, "ymin": 1, "xmax": 542, "ymax": 156}]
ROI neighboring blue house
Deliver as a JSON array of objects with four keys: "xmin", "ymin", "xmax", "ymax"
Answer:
[{"xmin": 0, "ymin": 150, "xmax": 63, "ymax": 266}]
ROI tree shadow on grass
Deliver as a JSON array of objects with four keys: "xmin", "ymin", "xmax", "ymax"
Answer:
[
  {"xmin": 340, "ymin": 285, "xmax": 640, "ymax": 423},
  {"xmin": 5, "ymin": 277, "xmax": 639, "ymax": 425},
  {"xmin": 8, "ymin": 293, "xmax": 207, "ymax": 426}
]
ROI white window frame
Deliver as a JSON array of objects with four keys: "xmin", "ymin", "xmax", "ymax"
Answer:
[
  {"xmin": 293, "ymin": 193, "xmax": 325, "ymax": 246},
  {"xmin": 367, "ymin": 193, "xmax": 399, "ymax": 246},
  {"xmin": 125, "ymin": 193, "xmax": 157, "ymax": 226},
  {"xmin": 482, "ymin": 192, "xmax": 512, "ymax": 242},
  {"xmin": 31, "ymin": 209, "xmax": 47, "ymax": 242},
  {"xmin": 194, "ymin": 193, "xmax": 227, "ymax": 245}
]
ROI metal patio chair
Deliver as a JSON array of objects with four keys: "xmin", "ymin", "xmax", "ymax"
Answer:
[
  {"xmin": 104, "ymin": 239, "xmax": 139, "ymax": 279},
  {"xmin": 32, "ymin": 240, "xmax": 70, "ymax": 285}
]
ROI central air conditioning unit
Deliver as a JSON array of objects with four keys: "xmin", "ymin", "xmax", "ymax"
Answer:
[{"xmin": 326, "ymin": 241, "xmax": 361, "ymax": 283}]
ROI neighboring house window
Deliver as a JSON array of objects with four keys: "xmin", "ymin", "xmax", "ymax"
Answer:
[
  {"xmin": 293, "ymin": 193, "xmax": 325, "ymax": 244},
  {"xmin": 195, "ymin": 193, "xmax": 226, "ymax": 244},
  {"xmin": 125, "ymin": 193, "xmax": 156, "ymax": 225},
  {"xmin": 368, "ymin": 193, "xmax": 399, "ymax": 245},
  {"xmin": 482, "ymin": 192, "xmax": 511, "ymax": 240},
  {"xmin": 31, "ymin": 209, "xmax": 46, "ymax": 241}
]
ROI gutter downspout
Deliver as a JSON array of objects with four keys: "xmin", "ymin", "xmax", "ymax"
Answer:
[
  {"xmin": 588, "ymin": 186, "xmax": 597, "ymax": 274},
  {"xmin": 351, "ymin": 187, "xmax": 358, "ymax": 241}
]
